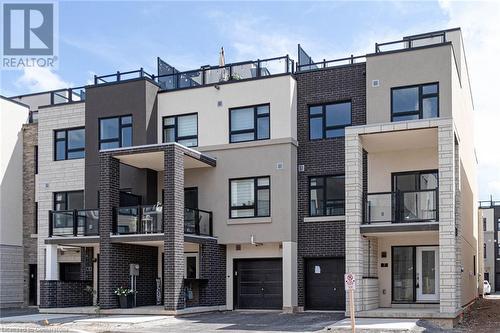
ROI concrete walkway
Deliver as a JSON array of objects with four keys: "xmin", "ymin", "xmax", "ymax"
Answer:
[{"xmin": 328, "ymin": 318, "xmax": 429, "ymax": 332}]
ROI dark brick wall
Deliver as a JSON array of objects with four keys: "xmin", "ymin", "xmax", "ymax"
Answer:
[
  {"xmin": 295, "ymin": 64, "xmax": 366, "ymax": 307},
  {"xmin": 199, "ymin": 239, "xmax": 226, "ymax": 306},
  {"xmin": 39, "ymin": 280, "xmax": 92, "ymax": 308}
]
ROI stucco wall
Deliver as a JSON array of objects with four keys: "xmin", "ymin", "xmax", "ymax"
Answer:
[{"xmin": 157, "ymin": 75, "xmax": 297, "ymax": 146}]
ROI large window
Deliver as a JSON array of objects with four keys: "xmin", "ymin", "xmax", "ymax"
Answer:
[
  {"xmin": 54, "ymin": 191, "xmax": 84, "ymax": 211},
  {"xmin": 59, "ymin": 263, "xmax": 81, "ymax": 281},
  {"xmin": 391, "ymin": 83, "xmax": 439, "ymax": 122},
  {"xmin": 309, "ymin": 175, "xmax": 345, "ymax": 217},
  {"xmin": 54, "ymin": 128, "xmax": 85, "ymax": 160},
  {"xmin": 230, "ymin": 176, "xmax": 270, "ymax": 218},
  {"xmin": 229, "ymin": 104, "xmax": 270, "ymax": 143},
  {"xmin": 99, "ymin": 115, "xmax": 132, "ymax": 150},
  {"xmin": 163, "ymin": 113, "xmax": 198, "ymax": 147},
  {"xmin": 309, "ymin": 101, "xmax": 351, "ymax": 140}
]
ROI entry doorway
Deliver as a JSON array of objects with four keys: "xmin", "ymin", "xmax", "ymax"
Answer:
[
  {"xmin": 29, "ymin": 264, "xmax": 37, "ymax": 305},
  {"xmin": 392, "ymin": 246, "xmax": 439, "ymax": 303}
]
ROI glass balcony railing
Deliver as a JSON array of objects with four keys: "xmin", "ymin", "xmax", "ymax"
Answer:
[
  {"xmin": 113, "ymin": 205, "xmax": 213, "ymax": 236},
  {"xmin": 364, "ymin": 189, "xmax": 438, "ymax": 224},
  {"xmin": 49, "ymin": 209, "xmax": 99, "ymax": 237}
]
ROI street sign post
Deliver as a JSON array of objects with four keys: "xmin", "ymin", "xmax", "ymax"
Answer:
[{"xmin": 345, "ymin": 273, "xmax": 356, "ymax": 333}]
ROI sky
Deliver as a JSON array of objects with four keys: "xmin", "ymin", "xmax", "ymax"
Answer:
[{"xmin": 1, "ymin": 0, "xmax": 499, "ymax": 201}]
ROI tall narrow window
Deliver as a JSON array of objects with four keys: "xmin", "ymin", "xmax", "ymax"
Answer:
[
  {"xmin": 34, "ymin": 146, "xmax": 38, "ymax": 174},
  {"xmin": 54, "ymin": 128, "xmax": 85, "ymax": 160},
  {"xmin": 309, "ymin": 175, "xmax": 345, "ymax": 216},
  {"xmin": 162, "ymin": 113, "xmax": 198, "ymax": 147},
  {"xmin": 484, "ymin": 243, "xmax": 487, "ymax": 259},
  {"xmin": 229, "ymin": 104, "xmax": 270, "ymax": 143},
  {"xmin": 34, "ymin": 202, "xmax": 38, "ymax": 234},
  {"xmin": 309, "ymin": 102, "xmax": 351, "ymax": 140},
  {"xmin": 483, "ymin": 217, "xmax": 487, "ymax": 231},
  {"xmin": 392, "ymin": 83, "xmax": 439, "ymax": 121},
  {"xmin": 99, "ymin": 115, "xmax": 132, "ymax": 150},
  {"xmin": 53, "ymin": 191, "xmax": 84, "ymax": 211},
  {"xmin": 230, "ymin": 176, "xmax": 270, "ymax": 218}
]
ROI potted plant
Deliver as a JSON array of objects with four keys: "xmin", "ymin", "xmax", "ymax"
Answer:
[{"xmin": 114, "ymin": 286, "xmax": 137, "ymax": 308}]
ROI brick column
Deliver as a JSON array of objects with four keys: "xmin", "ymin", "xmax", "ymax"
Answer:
[
  {"xmin": 345, "ymin": 131, "xmax": 364, "ymax": 313},
  {"xmin": 199, "ymin": 240, "xmax": 226, "ymax": 307},
  {"xmin": 438, "ymin": 124, "xmax": 461, "ymax": 313},
  {"xmin": 163, "ymin": 145, "xmax": 185, "ymax": 311},
  {"xmin": 98, "ymin": 153, "xmax": 120, "ymax": 309}
]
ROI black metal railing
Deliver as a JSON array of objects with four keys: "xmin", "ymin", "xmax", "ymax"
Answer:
[
  {"xmin": 154, "ymin": 55, "xmax": 293, "ymax": 91},
  {"xmin": 49, "ymin": 209, "xmax": 99, "ymax": 237},
  {"xmin": 479, "ymin": 199, "xmax": 500, "ymax": 209},
  {"xmin": 113, "ymin": 205, "xmax": 213, "ymax": 236},
  {"xmin": 93, "ymin": 68, "xmax": 154, "ymax": 85},
  {"xmin": 375, "ymin": 32, "xmax": 447, "ymax": 53},
  {"xmin": 296, "ymin": 54, "xmax": 366, "ymax": 72},
  {"xmin": 364, "ymin": 189, "xmax": 438, "ymax": 224}
]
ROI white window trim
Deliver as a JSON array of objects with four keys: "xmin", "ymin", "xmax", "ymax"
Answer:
[{"xmin": 184, "ymin": 252, "xmax": 199, "ymax": 279}]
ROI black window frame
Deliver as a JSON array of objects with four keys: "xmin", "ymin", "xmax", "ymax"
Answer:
[
  {"xmin": 391, "ymin": 82, "xmax": 439, "ymax": 122},
  {"xmin": 162, "ymin": 113, "xmax": 198, "ymax": 147},
  {"xmin": 54, "ymin": 127, "xmax": 85, "ymax": 161},
  {"xmin": 229, "ymin": 103, "xmax": 270, "ymax": 143},
  {"xmin": 308, "ymin": 101, "xmax": 352, "ymax": 140},
  {"xmin": 98, "ymin": 115, "xmax": 133, "ymax": 150},
  {"xmin": 59, "ymin": 262, "xmax": 81, "ymax": 282},
  {"xmin": 229, "ymin": 176, "xmax": 271, "ymax": 219},
  {"xmin": 53, "ymin": 190, "xmax": 84, "ymax": 211},
  {"xmin": 308, "ymin": 174, "xmax": 346, "ymax": 217},
  {"xmin": 34, "ymin": 202, "xmax": 38, "ymax": 234},
  {"xmin": 483, "ymin": 217, "xmax": 487, "ymax": 231}
]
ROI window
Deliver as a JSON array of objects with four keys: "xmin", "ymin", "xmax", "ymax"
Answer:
[
  {"xmin": 230, "ymin": 176, "xmax": 270, "ymax": 218},
  {"xmin": 309, "ymin": 101, "xmax": 351, "ymax": 140},
  {"xmin": 484, "ymin": 217, "xmax": 487, "ymax": 231},
  {"xmin": 53, "ymin": 191, "xmax": 84, "ymax": 211},
  {"xmin": 34, "ymin": 146, "xmax": 38, "ymax": 174},
  {"xmin": 309, "ymin": 175, "xmax": 345, "ymax": 216},
  {"xmin": 34, "ymin": 202, "xmax": 38, "ymax": 234},
  {"xmin": 162, "ymin": 114, "xmax": 198, "ymax": 147},
  {"xmin": 229, "ymin": 104, "xmax": 270, "ymax": 143},
  {"xmin": 99, "ymin": 115, "xmax": 132, "ymax": 150},
  {"xmin": 473, "ymin": 255, "xmax": 476, "ymax": 276},
  {"xmin": 59, "ymin": 263, "xmax": 81, "ymax": 281},
  {"xmin": 391, "ymin": 83, "xmax": 439, "ymax": 122},
  {"xmin": 54, "ymin": 128, "xmax": 85, "ymax": 160},
  {"xmin": 184, "ymin": 253, "xmax": 199, "ymax": 279},
  {"xmin": 484, "ymin": 243, "xmax": 487, "ymax": 259}
]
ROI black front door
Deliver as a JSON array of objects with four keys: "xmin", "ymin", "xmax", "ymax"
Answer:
[
  {"xmin": 305, "ymin": 258, "xmax": 345, "ymax": 310},
  {"xmin": 234, "ymin": 259, "xmax": 283, "ymax": 309},
  {"xmin": 29, "ymin": 264, "xmax": 37, "ymax": 305}
]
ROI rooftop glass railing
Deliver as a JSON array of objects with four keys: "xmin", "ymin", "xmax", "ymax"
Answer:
[{"xmin": 375, "ymin": 32, "xmax": 447, "ymax": 53}]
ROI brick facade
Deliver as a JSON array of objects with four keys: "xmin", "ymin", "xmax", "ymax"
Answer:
[
  {"xmin": 39, "ymin": 280, "xmax": 92, "ymax": 308},
  {"xmin": 198, "ymin": 239, "xmax": 226, "ymax": 306},
  {"xmin": 22, "ymin": 123, "xmax": 38, "ymax": 306},
  {"xmin": 295, "ymin": 64, "xmax": 366, "ymax": 308}
]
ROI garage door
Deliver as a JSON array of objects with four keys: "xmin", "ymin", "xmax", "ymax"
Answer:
[
  {"xmin": 305, "ymin": 258, "xmax": 345, "ymax": 310},
  {"xmin": 234, "ymin": 258, "xmax": 282, "ymax": 309}
]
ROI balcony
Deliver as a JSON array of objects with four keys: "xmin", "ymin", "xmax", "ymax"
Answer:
[
  {"xmin": 114, "ymin": 205, "xmax": 213, "ymax": 237},
  {"xmin": 364, "ymin": 189, "xmax": 438, "ymax": 224},
  {"xmin": 374, "ymin": 32, "xmax": 447, "ymax": 53},
  {"xmin": 49, "ymin": 209, "xmax": 99, "ymax": 237}
]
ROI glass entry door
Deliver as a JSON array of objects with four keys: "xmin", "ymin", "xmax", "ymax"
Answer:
[{"xmin": 416, "ymin": 246, "xmax": 439, "ymax": 301}]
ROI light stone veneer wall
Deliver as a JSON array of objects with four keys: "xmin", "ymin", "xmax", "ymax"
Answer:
[
  {"xmin": 36, "ymin": 102, "xmax": 85, "ymax": 304},
  {"xmin": 345, "ymin": 118, "xmax": 463, "ymax": 315}
]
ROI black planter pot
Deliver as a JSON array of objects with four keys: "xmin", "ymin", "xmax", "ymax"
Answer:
[{"xmin": 118, "ymin": 294, "xmax": 135, "ymax": 308}]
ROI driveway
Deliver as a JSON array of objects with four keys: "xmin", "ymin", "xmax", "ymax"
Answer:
[{"xmin": 0, "ymin": 311, "xmax": 345, "ymax": 333}]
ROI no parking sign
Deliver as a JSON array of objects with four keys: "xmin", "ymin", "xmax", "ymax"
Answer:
[
  {"xmin": 345, "ymin": 272, "xmax": 356, "ymax": 290},
  {"xmin": 344, "ymin": 273, "xmax": 356, "ymax": 333}
]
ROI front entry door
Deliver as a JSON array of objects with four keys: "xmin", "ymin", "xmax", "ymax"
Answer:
[
  {"xmin": 29, "ymin": 264, "xmax": 37, "ymax": 305},
  {"xmin": 416, "ymin": 247, "xmax": 439, "ymax": 301}
]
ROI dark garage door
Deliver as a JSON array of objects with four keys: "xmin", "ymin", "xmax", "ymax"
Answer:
[
  {"xmin": 234, "ymin": 258, "xmax": 283, "ymax": 309},
  {"xmin": 305, "ymin": 258, "xmax": 345, "ymax": 310}
]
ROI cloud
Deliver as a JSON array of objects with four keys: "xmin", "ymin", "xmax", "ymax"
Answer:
[
  {"xmin": 15, "ymin": 67, "xmax": 71, "ymax": 93},
  {"xmin": 438, "ymin": 0, "xmax": 500, "ymax": 199}
]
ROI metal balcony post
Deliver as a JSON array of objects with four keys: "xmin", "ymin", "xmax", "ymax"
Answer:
[
  {"xmin": 73, "ymin": 209, "xmax": 78, "ymax": 237},
  {"xmin": 286, "ymin": 55, "xmax": 289, "ymax": 73},
  {"xmin": 195, "ymin": 210, "xmax": 200, "ymax": 236},
  {"xmin": 257, "ymin": 59, "xmax": 261, "ymax": 78},
  {"xmin": 209, "ymin": 212, "xmax": 213, "ymax": 237}
]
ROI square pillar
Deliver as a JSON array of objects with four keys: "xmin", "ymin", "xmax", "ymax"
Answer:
[
  {"xmin": 199, "ymin": 240, "xmax": 226, "ymax": 307},
  {"xmin": 98, "ymin": 153, "xmax": 120, "ymax": 309},
  {"xmin": 163, "ymin": 145, "xmax": 185, "ymax": 311},
  {"xmin": 45, "ymin": 244, "xmax": 58, "ymax": 280},
  {"xmin": 282, "ymin": 241, "xmax": 298, "ymax": 311},
  {"xmin": 438, "ymin": 124, "xmax": 461, "ymax": 313},
  {"xmin": 345, "ymin": 132, "xmax": 364, "ymax": 313}
]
